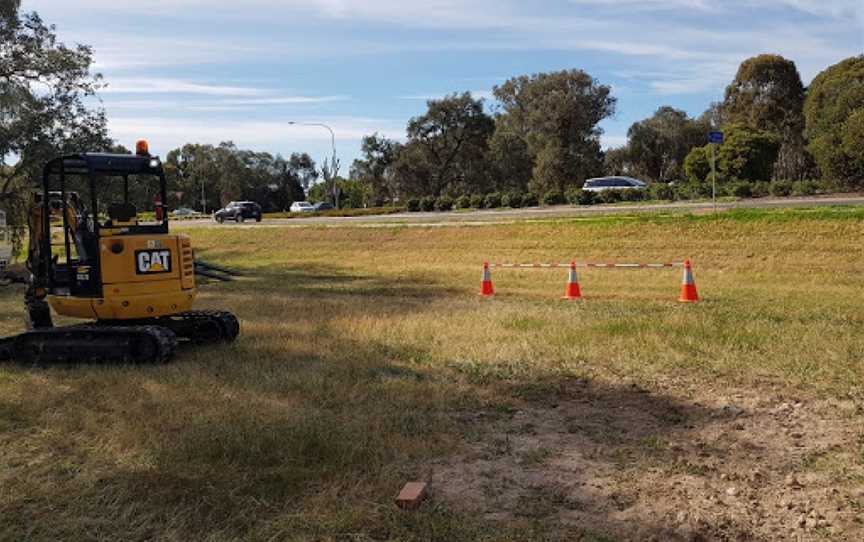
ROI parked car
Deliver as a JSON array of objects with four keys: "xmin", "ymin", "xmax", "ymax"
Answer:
[
  {"xmin": 214, "ymin": 201, "xmax": 262, "ymax": 223},
  {"xmin": 582, "ymin": 176, "xmax": 648, "ymax": 192},
  {"xmin": 312, "ymin": 202, "xmax": 334, "ymax": 211},
  {"xmin": 290, "ymin": 201, "xmax": 315, "ymax": 213},
  {"xmin": 171, "ymin": 207, "xmax": 202, "ymax": 217}
]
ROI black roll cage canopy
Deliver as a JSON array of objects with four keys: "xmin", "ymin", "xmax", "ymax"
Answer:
[{"xmin": 40, "ymin": 152, "xmax": 170, "ymax": 275}]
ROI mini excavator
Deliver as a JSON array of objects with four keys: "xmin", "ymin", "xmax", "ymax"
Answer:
[{"xmin": 0, "ymin": 141, "xmax": 239, "ymax": 364}]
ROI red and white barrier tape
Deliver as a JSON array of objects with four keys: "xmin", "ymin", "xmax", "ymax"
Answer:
[{"xmin": 487, "ymin": 262, "xmax": 684, "ymax": 269}]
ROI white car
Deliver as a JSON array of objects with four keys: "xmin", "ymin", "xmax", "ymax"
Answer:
[
  {"xmin": 290, "ymin": 201, "xmax": 315, "ymax": 213},
  {"xmin": 583, "ymin": 176, "xmax": 648, "ymax": 192},
  {"xmin": 171, "ymin": 207, "xmax": 202, "ymax": 217}
]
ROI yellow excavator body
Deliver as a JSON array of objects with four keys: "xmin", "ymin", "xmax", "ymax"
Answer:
[{"xmin": 48, "ymin": 234, "xmax": 197, "ymax": 320}]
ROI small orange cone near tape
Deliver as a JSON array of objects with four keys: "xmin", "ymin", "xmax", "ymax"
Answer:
[
  {"xmin": 562, "ymin": 262, "xmax": 582, "ymax": 300},
  {"xmin": 679, "ymin": 260, "xmax": 699, "ymax": 303},
  {"xmin": 479, "ymin": 262, "xmax": 495, "ymax": 297}
]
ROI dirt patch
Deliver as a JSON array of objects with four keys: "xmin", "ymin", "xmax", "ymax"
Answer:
[{"xmin": 432, "ymin": 378, "xmax": 864, "ymax": 541}]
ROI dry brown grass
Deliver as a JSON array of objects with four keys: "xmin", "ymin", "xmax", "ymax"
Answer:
[{"xmin": 0, "ymin": 207, "xmax": 862, "ymax": 541}]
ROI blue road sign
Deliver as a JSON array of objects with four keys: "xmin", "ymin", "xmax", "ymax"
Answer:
[{"xmin": 708, "ymin": 131, "xmax": 724, "ymax": 144}]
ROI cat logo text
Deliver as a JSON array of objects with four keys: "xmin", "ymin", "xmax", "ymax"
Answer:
[{"xmin": 135, "ymin": 249, "xmax": 172, "ymax": 275}]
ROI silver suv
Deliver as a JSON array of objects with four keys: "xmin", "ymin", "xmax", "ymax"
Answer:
[{"xmin": 583, "ymin": 176, "xmax": 647, "ymax": 192}]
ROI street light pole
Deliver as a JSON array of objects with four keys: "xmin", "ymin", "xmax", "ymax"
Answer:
[
  {"xmin": 287, "ymin": 121, "xmax": 339, "ymax": 206},
  {"xmin": 287, "ymin": 121, "xmax": 336, "ymax": 167}
]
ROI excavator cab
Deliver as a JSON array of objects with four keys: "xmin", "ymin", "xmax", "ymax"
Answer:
[
  {"xmin": 36, "ymin": 142, "xmax": 194, "ymax": 320},
  {"xmin": 1, "ymin": 141, "xmax": 239, "ymax": 364}
]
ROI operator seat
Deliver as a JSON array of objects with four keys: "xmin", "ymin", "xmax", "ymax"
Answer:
[{"xmin": 106, "ymin": 202, "xmax": 138, "ymax": 226}]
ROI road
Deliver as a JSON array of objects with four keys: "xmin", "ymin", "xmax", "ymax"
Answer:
[{"xmin": 179, "ymin": 194, "xmax": 864, "ymax": 228}]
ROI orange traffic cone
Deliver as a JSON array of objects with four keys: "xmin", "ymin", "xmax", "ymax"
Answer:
[
  {"xmin": 562, "ymin": 262, "xmax": 582, "ymax": 300},
  {"xmin": 678, "ymin": 260, "xmax": 699, "ymax": 303},
  {"xmin": 479, "ymin": 262, "xmax": 495, "ymax": 297}
]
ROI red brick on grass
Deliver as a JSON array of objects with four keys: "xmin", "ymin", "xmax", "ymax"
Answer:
[{"xmin": 396, "ymin": 482, "xmax": 428, "ymax": 509}]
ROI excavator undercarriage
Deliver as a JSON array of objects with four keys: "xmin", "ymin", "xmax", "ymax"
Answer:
[{"xmin": 0, "ymin": 310, "xmax": 239, "ymax": 364}]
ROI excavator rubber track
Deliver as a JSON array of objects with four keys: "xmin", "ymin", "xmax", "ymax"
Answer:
[
  {"xmin": 0, "ymin": 325, "xmax": 176, "ymax": 365},
  {"xmin": 99, "ymin": 310, "xmax": 240, "ymax": 346}
]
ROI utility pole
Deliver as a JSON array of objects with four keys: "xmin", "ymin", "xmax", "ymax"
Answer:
[
  {"xmin": 708, "ymin": 130, "xmax": 724, "ymax": 213},
  {"xmin": 201, "ymin": 178, "xmax": 207, "ymax": 214},
  {"xmin": 710, "ymin": 143, "xmax": 716, "ymax": 213},
  {"xmin": 177, "ymin": 166, "xmax": 206, "ymax": 214}
]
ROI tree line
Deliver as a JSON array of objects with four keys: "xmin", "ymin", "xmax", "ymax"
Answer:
[
  {"xmin": 2, "ymin": 2, "xmax": 863, "ymax": 220},
  {"xmin": 348, "ymin": 53, "xmax": 864, "ymax": 208},
  {"xmin": 347, "ymin": 70, "xmax": 616, "ymax": 206},
  {"xmin": 161, "ymin": 143, "xmax": 318, "ymax": 213}
]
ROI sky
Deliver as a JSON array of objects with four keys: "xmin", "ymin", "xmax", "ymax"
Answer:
[{"xmin": 27, "ymin": 0, "xmax": 864, "ymax": 169}]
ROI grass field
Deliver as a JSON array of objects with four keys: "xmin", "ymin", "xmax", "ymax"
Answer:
[{"xmin": 1, "ymin": 207, "xmax": 863, "ymax": 541}]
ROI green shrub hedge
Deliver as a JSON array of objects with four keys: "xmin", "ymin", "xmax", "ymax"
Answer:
[
  {"xmin": 751, "ymin": 181, "xmax": 771, "ymax": 198},
  {"xmin": 502, "ymin": 191, "xmax": 523, "ymax": 208},
  {"xmin": 483, "ymin": 192, "xmax": 502, "ymax": 209},
  {"xmin": 598, "ymin": 189, "xmax": 622, "ymax": 204},
  {"xmin": 435, "ymin": 195, "xmax": 453, "ymax": 211},
  {"xmin": 540, "ymin": 191, "xmax": 564, "ymax": 206},
  {"xmin": 565, "ymin": 187, "xmax": 595, "ymax": 205},
  {"xmin": 621, "ymin": 188, "xmax": 646, "ymax": 202},
  {"xmin": 402, "ymin": 178, "xmax": 852, "ymax": 213},
  {"xmin": 727, "ymin": 182, "xmax": 753, "ymax": 198},
  {"xmin": 770, "ymin": 180, "xmax": 793, "ymax": 197},
  {"xmin": 454, "ymin": 195, "xmax": 471, "ymax": 209},
  {"xmin": 791, "ymin": 180, "xmax": 818, "ymax": 196},
  {"xmin": 648, "ymin": 183, "xmax": 674, "ymax": 201}
]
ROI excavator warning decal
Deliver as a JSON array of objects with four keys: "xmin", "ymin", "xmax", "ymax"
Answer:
[{"xmin": 136, "ymin": 249, "xmax": 172, "ymax": 274}]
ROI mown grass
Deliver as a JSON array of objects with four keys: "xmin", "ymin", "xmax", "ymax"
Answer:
[{"xmin": 0, "ymin": 206, "xmax": 862, "ymax": 541}]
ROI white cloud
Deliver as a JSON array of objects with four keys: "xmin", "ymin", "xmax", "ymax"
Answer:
[
  {"xmin": 569, "ymin": 0, "xmax": 715, "ymax": 11},
  {"xmin": 764, "ymin": 0, "xmax": 864, "ymax": 21},
  {"xmin": 33, "ymin": 0, "xmax": 864, "ymax": 25},
  {"xmin": 56, "ymin": 32, "xmax": 266, "ymax": 70},
  {"xmin": 99, "ymin": 97, "xmax": 349, "ymax": 116},
  {"xmin": 28, "ymin": 0, "xmax": 864, "ymax": 157},
  {"xmin": 221, "ymin": 96, "xmax": 349, "ymax": 105},
  {"xmin": 97, "ymin": 94, "xmax": 349, "ymax": 119},
  {"xmin": 570, "ymin": 40, "xmax": 708, "ymax": 61},
  {"xmin": 101, "ymin": 77, "xmax": 267, "ymax": 96},
  {"xmin": 570, "ymin": 0, "xmax": 864, "ymax": 20},
  {"xmin": 107, "ymin": 116, "xmax": 405, "ymax": 156},
  {"xmin": 31, "ymin": 0, "xmax": 526, "ymax": 29},
  {"xmin": 34, "ymin": 1, "xmax": 862, "ymax": 91}
]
